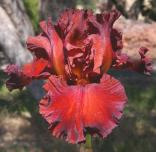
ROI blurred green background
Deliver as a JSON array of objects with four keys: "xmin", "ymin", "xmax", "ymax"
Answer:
[{"xmin": 0, "ymin": 0, "xmax": 156, "ymax": 152}]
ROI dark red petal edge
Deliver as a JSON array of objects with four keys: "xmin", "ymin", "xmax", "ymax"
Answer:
[
  {"xmin": 138, "ymin": 47, "xmax": 152, "ymax": 75},
  {"xmin": 4, "ymin": 64, "xmax": 31, "ymax": 91},
  {"xmin": 4, "ymin": 58, "xmax": 50, "ymax": 91},
  {"xmin": 39, "ymin": 74, "xmax": 127, "ymax": 144}
]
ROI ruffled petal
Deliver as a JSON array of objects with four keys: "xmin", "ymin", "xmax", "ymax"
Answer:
[
  {"xmin": 89, "ymin": 10, "xmax": 121, "ymax": 73},
  {"xmin": 39, "ymin": 74, "xmax": 127, "ymax": 143},
  {"xmin": 39, "ymin": 18, "xmax": 65, "ymax": 75},
  {"xmin": 56, "ymin": 9, "xmax": 121, "ymax": 80},
  {"xmin": 64, "ymin": 10, "xmax": 89, "ymax": 49},
  {"xmin": 83, "ymin": 74, "xmax": 127, "ymax": 138},
  {"xmin": 4, "ymin": 65, "xmax": 31, "ymax": 91},
  {"xmin": 112, "ymin": 47, "xmax": 152, "ymax": 75},
  {"xmin": 5, "ymin": 58, "xmax": 50, "ymax": 91},
  {"xmin": 138, "ymin": 47, "xmax": 152, "ymax": 75},
  {"xmin": 112, "ymin": 52, "xmax": 129, "ymax": 68},
  {"xmin": 39, "ymin": 76, "xmax": 85, "ymax": 143}
]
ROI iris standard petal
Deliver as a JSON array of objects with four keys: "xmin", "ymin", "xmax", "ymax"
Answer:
[{"xmin": 39, "ymin": 18, "xmax": 65, "ymax": 75}]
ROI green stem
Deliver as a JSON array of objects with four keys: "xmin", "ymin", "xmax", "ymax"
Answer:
[
  {"xmin": 80, "ymin": 134, "xmax": 93, "ymax": 152},
  {"xmin": 85, "ymin": 134, "xmax": 92, "ymax": 149}
]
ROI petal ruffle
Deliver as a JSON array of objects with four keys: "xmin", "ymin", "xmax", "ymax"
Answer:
[
  {"xmin": 88, "ymin": 10, "xmax": 121, "ymax": 73},
  {"xmin": 39, "ymin": 74, "xmax": 127, "ymax": 143},
  {"xmin": 5, "ymin": 64, "xmax": 31, "ymax": 91},
  {"xmin": 5, "ymin": 58, "xmax": 50, "ymax": 91},
  {"xmin": 112, "ymin": 47, "xmax": 152, "ymax": 75},
  {"xmin": 138, "ymin": 47, "xmax": 152, "ymax": 75},
  {"xmin": 56, "ymin": 9, "xmax": 121, "ymax": 80}
]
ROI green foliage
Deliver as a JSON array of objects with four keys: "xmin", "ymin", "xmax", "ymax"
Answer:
[{"xmin": 23, "ymin": 0, "xmax": 40, "ymax": 32}]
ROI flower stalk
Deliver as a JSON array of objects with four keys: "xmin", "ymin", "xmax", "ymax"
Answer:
[{"xmin": 80, "ymin": 134, "xmax": 93, "ymax": 152}]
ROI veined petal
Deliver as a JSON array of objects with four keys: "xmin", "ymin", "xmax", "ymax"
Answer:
[
  {"xmin": 88, "ymin": 34, "xmax": 105, "ymax": 74},
  {"xmin": 88, "ymin": 10, "xmax": 121, "ymax": 73},
  {"xmin": 83, "ymin": 74, "xmax": 127, "ymax": 138},
  {"xmin": 40, "ymin": 18, "xmax": 65, "ymax": 75},
  {"xmin": 27, "ymin": 18, "xmax": 66, "ymax": 76},
  {"xmin": 40, "ymin": 76, "xmax": 85, "ymax": 143},
  {"xmin": 100, "ymin": 10, "xmax": 121, "ymax": 73},
  {"xmin": 39, "ymin": 74, "xmax": 127, "ymax": 143}
]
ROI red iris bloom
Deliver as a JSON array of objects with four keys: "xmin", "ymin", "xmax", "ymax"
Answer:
[{"xmin": 5, "ymin": 9, "xmax": 152, "ymax": 144}]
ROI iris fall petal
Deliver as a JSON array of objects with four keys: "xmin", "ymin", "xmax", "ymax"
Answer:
[{"xmin": 39, "ymin": 74, "xmax": 127, "ymax": 143}]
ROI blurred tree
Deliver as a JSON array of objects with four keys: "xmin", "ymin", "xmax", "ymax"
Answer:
[
  {"xmin": 142, "ymin": 0, "xmax": 156, "ymax": 21},
  {"xmin": 98, "ymin": 0, "xmax": 114, "ymax": 12},
  {"xmin": 76, "ymin": 0, "xmax": 97, "ymax": 10},
  {"xmin": 111, "ymin": 0, "xmax": 128, "ymax": 18},
  {"xmin": 0, "ymin": 0, "xmax": 43, "ymax": 100},
  {"xmin": 39, "ymin": 0, "xmax": 98, "ymax": 21},
  {"xmin": 98, "ymin": 0, "xmax": 156, "ymax": 21},
  {"xmin": 98, "ymin": 0, "xmax": 128, "ymax": 17},
  {"xmin": 128, "ymin": 0, "xmax": 144, "ymax": 19},
  {"xmin": 0, "ymin": 0, "xmax": 33, "ymax": 66},
  {"xmin": 39, "ymin": 0, "xmax": 76, "ymax": 21}
]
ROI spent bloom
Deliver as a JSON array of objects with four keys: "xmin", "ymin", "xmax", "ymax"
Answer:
[{"xmin": 5, "ymin": 9, "xmax": 152, "ymax": 144}]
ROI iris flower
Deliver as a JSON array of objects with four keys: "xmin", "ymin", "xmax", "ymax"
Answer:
[{"xmin": 5, "ymin": 9, "xmax": 152, "ymax": 144}]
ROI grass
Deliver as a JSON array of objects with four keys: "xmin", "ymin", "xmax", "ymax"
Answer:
[{"xmin": 0, "ymin": 70, "xmax": 156, "ymax": 152}]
